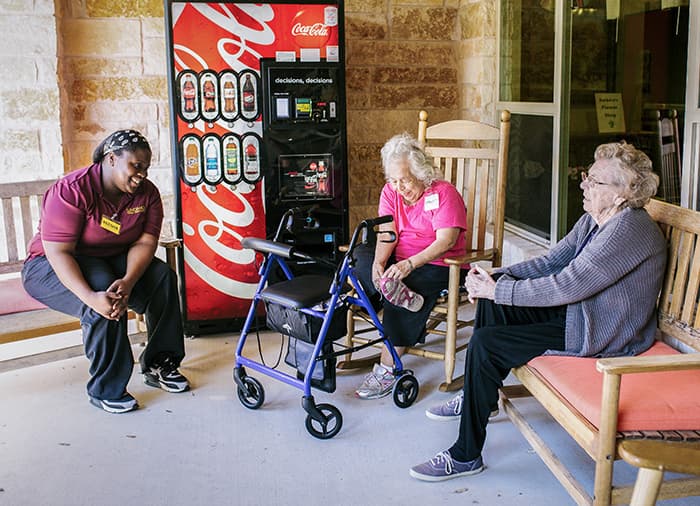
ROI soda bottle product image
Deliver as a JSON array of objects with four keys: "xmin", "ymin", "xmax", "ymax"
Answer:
[
  {"xmin": 185, "ymin": 140, "xmax": 200, "ymax": 178},
  {"xmin": 242, "ymin": 74, "xmax": 255, "ymax": 113},
  {"xmin": 244, "ymin": 140, "xmax": 259, "ymax": 179},
  {"xmin": 318, "ymin": 172, "xmax": 328, "ymax": 194},
  {"xmin": 224, "ymin": 137, "xmax": 239, "ymax": 178},
  {"xmin": 303, "ymin": 161, "xmax": 318, "ymax": 191},
  {"xmin": 205, "ymin": 138, "xmax": 219, "ymax": 180},
  {"xmin": 182, "ymin": 76, "xmax": 196, "ymax": 113},
  {"xmin": 223, "ymin": 80, "xmax": 236, "ymax": 114},
  {"xmin": 202, "ymin": 76, "xmax": 216, "ymax": 113},
  {"xmin": 318, "ymin": 160, "xmax": 328, "ymax": 194}
]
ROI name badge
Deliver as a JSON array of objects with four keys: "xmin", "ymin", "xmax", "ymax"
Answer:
[
  {"xmin": 100, "ymin": 215, "xmax": 121, "ymax": 235},
  {"xmin": 424, "ymin": 193, "xmax": 439, "ymax": 211}
]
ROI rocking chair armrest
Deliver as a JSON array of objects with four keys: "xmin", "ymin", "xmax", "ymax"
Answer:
[{"xmin": 443, "ymin": 248, "xmax": 497, "ymax": 266}]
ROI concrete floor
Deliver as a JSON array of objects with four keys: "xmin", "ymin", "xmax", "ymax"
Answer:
[{"xmin": 0, "ymin": 327, "xmax": 696, "ymax": 506}]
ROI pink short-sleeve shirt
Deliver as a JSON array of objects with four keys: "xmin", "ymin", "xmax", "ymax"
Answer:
[
  {"xmin": 378, "ymin": 179, "xmax": 467, "ymax": 267},
  {"xmin": 26, "ymin": 163, "xmax": 163, "ymax": 260}
]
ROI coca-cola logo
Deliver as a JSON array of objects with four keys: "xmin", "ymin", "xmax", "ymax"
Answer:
[
  {"xmin": 291, "ymin": 23, "xmax": 328, "ymax": 37},
  {"xmin": 291, "ymin": 10, "xmax": 330, "ymax": 48}
]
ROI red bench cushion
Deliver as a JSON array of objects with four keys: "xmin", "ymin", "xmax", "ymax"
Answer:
[
  {"xmin": 0, "ymin": 277, "xmax": 47, "ymax": 315},
  {"xmin": 527, "ymin": 341, "xmax": 700, "ymax": 431}
]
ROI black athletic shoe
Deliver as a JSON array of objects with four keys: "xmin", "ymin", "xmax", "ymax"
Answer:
[
  {"xmin": 143, "ymin": 357, "xmax": 190, "ymax": 393},
  {"xmin": 89, "ymin": 393, "xmax": 138, "ymax": 414}
]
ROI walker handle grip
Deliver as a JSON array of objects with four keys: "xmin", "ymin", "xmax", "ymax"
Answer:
[
  {"xmin": 241, "ymin": 237, "xmax": 295, "ymax": 259},
  {"xmin": 362, "ymin": 215, "xmax": 393, "ymax": 228}
]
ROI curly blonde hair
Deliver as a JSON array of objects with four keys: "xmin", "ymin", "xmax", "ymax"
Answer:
[{"xmin": 594, "ymin": 141, "xmax": 659, "ymax": 209}]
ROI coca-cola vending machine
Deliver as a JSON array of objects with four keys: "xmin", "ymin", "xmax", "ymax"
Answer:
[{"xmin": 165, "ymin": 1, "xmax": 348, "ymax": 335}]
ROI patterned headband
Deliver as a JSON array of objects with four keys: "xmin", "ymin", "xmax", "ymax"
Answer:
[{"xmin": 103, "ymin": 130, "xmax": 150, "ymax": 156}]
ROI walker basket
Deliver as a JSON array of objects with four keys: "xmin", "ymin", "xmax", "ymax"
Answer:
[
  {"xmin": 285, "ymin": 337, "xmax": 336, "ymax": 393},
  {"xmin": 264, "ymin": 300, "xmax": 347, "ymax": 344}
]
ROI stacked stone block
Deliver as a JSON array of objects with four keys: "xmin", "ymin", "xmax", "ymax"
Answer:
[
  {"xmin": 3, "ymin": 0, "xmax": 498, "ymax": 232},
  {"xmin": 0, "ymin": 0, "xmax": 63, "ymax": 184},
  {"xmin": 345, "ymin": 0, "xmax": 465, "ymax": 229},
  {"xmin": 58, "ymin": 0, "xmax": 172, "ymax": 218}
]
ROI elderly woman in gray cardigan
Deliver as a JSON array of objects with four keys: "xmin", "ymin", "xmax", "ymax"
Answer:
[{"xmin": 410, "ymin": 141, "xmax": 667, "ymax": 482}]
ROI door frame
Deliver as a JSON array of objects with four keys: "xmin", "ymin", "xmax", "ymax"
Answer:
[{"xmin": 498, "ymin": 0, "xmax": 700, "ymax": 242}]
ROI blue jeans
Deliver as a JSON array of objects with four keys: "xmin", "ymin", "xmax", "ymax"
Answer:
[{"xmin": 22, "ymin": 254, "xmax": 185, "ymax": 400}]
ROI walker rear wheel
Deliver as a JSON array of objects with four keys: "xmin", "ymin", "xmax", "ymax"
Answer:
[
  {"xmin": 305, "ymin": 403, "xmax": 343, "ymax": 439},
  {"xmin": 393, "ymin": 373, "xmax": 419, "ymax": 408},
  {"xmin": 237, "ymin": 376, "xmax": 265, "ymax": 409}
]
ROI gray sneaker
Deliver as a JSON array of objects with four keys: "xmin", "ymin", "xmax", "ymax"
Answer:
[
  {"xmin": 425, "ymin": 391, "xmax": 499, "ymax": 421},
  {"xmin": 89, "ymin": 392, "xmax": 138, "ymax": 414},
  {"xmin": 355, "ymin": 364, "xmax": 396, "ymax": 399},
  {"xmin": 410, "ymin": 450, "xmax": 484, "ymax": 482},
  {"xmin": 143, "ymin": 356, "xmax": 190, "ymax": 393}
]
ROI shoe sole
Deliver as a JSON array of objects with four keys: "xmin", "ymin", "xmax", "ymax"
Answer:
[
  {"xmin": 355, "ymin": 388, "xmax": 393, "ymax": 400},
  {"xmin": 89, "ymin": 397, "xmax": 138, "ymax": 414},
  {"xmin": 143, "ymin": 376, "xmax": 190, "ymax": 393},
  {"xmin": 425, "ymin": 410, "xmax": 460, "ymax": 421},
  {"xmin": 409, "ymin": 464, "xmax": 485, "ymax": 482},
  {"xmin": 424, "ymin": 408, "xmax": 499, "ymax": 421},
  {"xmin": 379, "ymin": 279, "xmax": 424, "ymax": 312}
]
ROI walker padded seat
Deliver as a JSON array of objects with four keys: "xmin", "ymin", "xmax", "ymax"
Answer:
[
  {"xmin": 260, "ymin": 275, "xmax": 334, "ymax": 309},
  {"xmin": 528, "ymin": 341, "xmax": 700, "ymax": 431}
]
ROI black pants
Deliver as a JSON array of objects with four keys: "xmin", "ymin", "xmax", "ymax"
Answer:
[
  {"xmin": 449, "ymin": 297, "xmax": 566, "ymax": 462},
  {"xmin": 22, "ymin": 254, "xmax": 185, "ymax": 401},
  {"xmin": 354, "ymin": 243, "xmax": 462, "ymax": 347}
]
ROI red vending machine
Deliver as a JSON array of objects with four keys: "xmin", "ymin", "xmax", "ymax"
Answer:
[{"xmin": 165, "ymin": 0, "xmax": 348, "ymax": 335}]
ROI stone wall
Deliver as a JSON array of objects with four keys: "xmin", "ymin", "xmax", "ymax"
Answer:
[
  {"xmin": 345, "ymin": 0, "xmax": 462, "ymax": 228},
  {"xmin": 0, "ymin": 0, "xmax": 63, "ymax": 184},
  {"xmin": 56, "ymin": 0, "xmax": 173, "ymax": 216},
  {"xmin": 2, "ymin": 0, "xmax": 499, "ymax": 229},
  {"xmin": 457, "ymin": 0, "xmax": 497, "ymax": 122}
]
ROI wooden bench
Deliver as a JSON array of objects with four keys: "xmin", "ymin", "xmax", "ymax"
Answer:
[
  {"xmin": 500, "ymin": 198, "xmax": 700, "ymax": 505},
  {"xmin": 0, "ymin": 179, "xmax": 179, "ymax": 373},
  {"xmin": 619, "ymin": 440, "xmax": 700, "ymax": 506}
]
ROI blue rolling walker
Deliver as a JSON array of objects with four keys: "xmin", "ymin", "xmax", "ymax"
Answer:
[{"xmin": 233, "ymin": 211, "xmax": 419, "ymax": 439}]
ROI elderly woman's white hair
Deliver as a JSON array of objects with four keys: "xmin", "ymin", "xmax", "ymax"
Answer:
[
  {"xmin": 380, "ymin": 132, "xmax": 438, "ymax": 186},
  {"xmin": 594, "ymin": 141, "xmax": 659, "ymax": 209}
]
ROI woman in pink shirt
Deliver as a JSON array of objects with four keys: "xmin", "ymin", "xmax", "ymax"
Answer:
[
  {"xmin": 22, "ymin": 130, "xmax": 188, "ymax": 414},
  {"xmin": 354, "ymin": 133, "xmax": 468, "ymax": 400}
]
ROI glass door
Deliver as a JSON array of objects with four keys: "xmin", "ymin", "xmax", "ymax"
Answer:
[
  {"xmin": 499, "ymin": 0, "xmax": 696, "ymax": 242},
  {"xmin": 498, "ymin": 0, "xmax": 561, "ymax": 243},
  {"xmin": 566, "ymin": 0, "xmax": 690, "ymax": 230}
]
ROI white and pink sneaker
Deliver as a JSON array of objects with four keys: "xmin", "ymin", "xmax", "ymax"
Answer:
[{"xmin": 378, "ymin": 277, "xmax": 424, "ymax": 312}]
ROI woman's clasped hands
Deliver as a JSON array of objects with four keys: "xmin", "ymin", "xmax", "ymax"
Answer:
[{"xmin": 465, "ymin": 265, "xmax": 496, "ymax": 303}]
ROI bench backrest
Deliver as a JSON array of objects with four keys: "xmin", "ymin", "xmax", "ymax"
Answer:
[
  {"xmin": 0, "ymin": 179, "xmax": 54, "ymax": 274},
  {"xmin": 645, "ymin": 198, "xmax": 700, "ymax": 353}
]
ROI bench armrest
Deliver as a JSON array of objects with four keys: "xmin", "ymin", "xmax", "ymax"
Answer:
[{"xmin": 596, "ymin": 352, "xmax": 700, "ymax": 375}]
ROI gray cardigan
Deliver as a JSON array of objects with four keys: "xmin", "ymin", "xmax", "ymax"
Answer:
[{"xmin": 494, "ymin": 207, "xmax": 667, "ymax": 357}]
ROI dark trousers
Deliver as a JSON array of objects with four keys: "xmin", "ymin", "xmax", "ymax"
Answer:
[
  {"xmin": 22, "ymin": 254, "xmax": 185, "ymax": 400},
  {"xmin": 354, "ymin": 243, "xmax": 463, "ymax": 347},
  {"xmin": 449, "ymin": 297, "xmax": 566, "ymax": 462}
]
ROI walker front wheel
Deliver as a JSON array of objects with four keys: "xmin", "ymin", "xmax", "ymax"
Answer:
[
  {"xmin": 305, "ymin": 403, "xmax": 343, "ymax": 439},
  {"xmin": 393, "ymin": 373, "xmax": 419, "ymax": 408},
  {"xmin": 237, "ymin": 376, "xmax": 265, "ymax": 409}
]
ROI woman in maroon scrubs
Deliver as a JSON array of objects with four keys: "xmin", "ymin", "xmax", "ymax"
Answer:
[{"xmin": 22, "ymin": 130, "xmax": 188, "ymax": 414}]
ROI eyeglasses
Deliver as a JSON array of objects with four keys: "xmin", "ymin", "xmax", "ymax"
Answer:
[
  {"xmin": 580, "ymin": 171, "xmax": 613, "ymax": 187},
  {"xmin": 386, "ymin": 176, "xmax": 417, "ymax": 188}
]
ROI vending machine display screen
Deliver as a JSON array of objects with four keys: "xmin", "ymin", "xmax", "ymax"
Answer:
[
  {"xmin": 279, "ymin": 154, "xmax": 333, "ymax": 201},
  {"xmin": 264, "ymin": 63, "xmax": 340, "ymax": 126}
]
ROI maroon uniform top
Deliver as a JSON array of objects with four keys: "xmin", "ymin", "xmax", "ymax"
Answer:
[{"xmin": 27, "ymin": 163, "xmax": 163, "ymax": 261}]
